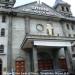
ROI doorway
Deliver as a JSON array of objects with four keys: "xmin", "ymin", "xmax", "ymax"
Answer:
[
  {"xmin": 37, "ymin": 48, "xmax": 68, "ymax": 73},
  {"xmin": 38, "ymin": 52, "xmax": 53, "ymax": 71},
  {"xmin": 16, "ymin": 60, "xmax": 25, "ymax": 75}
]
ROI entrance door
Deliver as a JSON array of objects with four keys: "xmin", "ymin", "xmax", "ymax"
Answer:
[
  {"xmin": 52, "ymin": 50, "xmax": 68, "ymax": 72},
  {"xmin": 16, "ymin": 61, "xmax": 25, "ymax": 75},
  {"xmin": 0, "ymin": 59, "xmax": 2, "ymax": 75},
  {"xmin": 38, "ymin": 59, "xmax": 53, "ymax": 70},
  {"xmin": 38, "ymin": 52, "xmax": 53, "ymax": 71},
  {"xmin": 58, "ymin": 58, "xmax": 68, "ymax": 72}
]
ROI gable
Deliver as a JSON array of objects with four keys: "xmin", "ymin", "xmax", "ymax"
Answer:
[{"xmin": 14, "ymin": 1, "xmax": 64, "ymax": 17}]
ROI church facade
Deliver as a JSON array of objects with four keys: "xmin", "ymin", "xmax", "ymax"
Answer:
[{"xmin": 0, "ymin": 0, "xmax": 75, "ymax": 75}]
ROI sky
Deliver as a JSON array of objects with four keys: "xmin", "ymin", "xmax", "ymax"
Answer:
[{"xmin": 14, "ymin": 0, "xmax": 75, "ymax": 16}]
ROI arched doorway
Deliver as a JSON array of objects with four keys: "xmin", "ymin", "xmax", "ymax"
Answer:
[
  {"xmin": 15, "ymin": 57, "xmax": 25, "ymax": 75},
  {"xmin": 38, "ymin": 52, "xmax": 53, "ymax": 71},
  {"xmin": 0, "ymin": 59, "xmax": 2, "ymax": 75}
]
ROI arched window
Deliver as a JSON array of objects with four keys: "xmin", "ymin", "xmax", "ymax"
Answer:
[
  {"xmin": 0, "ymin": 45, "xmax": 4, "ymax": 53},
  {"xmin": 66, "ymin": 7, "xmax": 69, "ymax": 12},
  {"xmin": 2, "ymin": 15, "xmax": 6, "ymax": 23},
  {"xmin": 61, "ymin": 6, "xmax": 64, "ymax": 11},
  {"xmin": 1, "ymin": 28, "xmax": 5, "ymax": 37},
  {"xmin": 66, "ymin": 24, "xmax": 69, "ymax": 29}
]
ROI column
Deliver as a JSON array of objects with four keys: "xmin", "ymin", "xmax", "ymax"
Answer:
[
  {"xmin": 32, "ymin": 46, "xmax": 38, "ymax": 74},
  {"xmin": 58, "ymin": 48, "xmax": 65, "ymax": 58},
  {"xmin": 7, "ymin": 14, "xmax": 13, "ymax": 73},
  {"xmin": 25, "ymin": 17, "xmax": 30, "ymax": 34},
  {"xmin": 64, "ymin": 47, "xmax": 73, "ymax": 73}
]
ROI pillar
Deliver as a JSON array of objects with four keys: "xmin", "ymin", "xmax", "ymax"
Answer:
[
  {"xmin": 25, "ymin": 17, "xmax": 30, "ymax": 34},
  {"xmin": 64, "ymin": 47, "xmax": 73, "ymax": 73},
  {"xmin": 7, "ymin": 14, "xmax": 13, "ymax": 73},
  {"xmin": 58, "ymin": 48, "xmax": 65, "ymax": 58},
  {"xmin": 32, "ymin": 46, "xmax": 38, "ymax": 74}
]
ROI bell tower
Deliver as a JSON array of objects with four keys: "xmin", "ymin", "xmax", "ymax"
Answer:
[
  {"xmin": 54, "ymin": 0, "xmax": 72, "ymax": 17},
  {"xmin": 0, "ymin": 0, "xmax": 16, "ymax": 8}
]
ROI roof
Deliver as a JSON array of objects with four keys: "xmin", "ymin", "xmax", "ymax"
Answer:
[
  {"xmin": 0, "ymin": 1, "xmax": 74, "ymax": 21},
  {"xmin": 13, "ymin": 1, "xmax": 64, "ymax": 18}
]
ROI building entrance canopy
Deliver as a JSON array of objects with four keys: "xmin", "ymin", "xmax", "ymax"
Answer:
[
  {"xmin": 21, "ymin": 35, "xmax": 74, "ymax": 49},
  {"xmin": 34, "ymin": 41, "xmax": 71, "ymax": 47}
]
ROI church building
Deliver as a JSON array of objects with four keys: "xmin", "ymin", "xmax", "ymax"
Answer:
[{"xmin": 0, "ymin": 0, "xmax": 75, "ymax": 74}]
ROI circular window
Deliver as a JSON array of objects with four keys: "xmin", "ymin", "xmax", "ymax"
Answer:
[{"xmin": 36, "ymin": 24, "xmax": 44, "ymax": 32}]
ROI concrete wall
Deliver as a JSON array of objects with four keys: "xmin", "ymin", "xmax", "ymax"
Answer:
[
  {"xmin": 12, "ymin": 16, "xmax": 26, "ymax": 71},
  {"xmin": 0, "ymin": 15, "xmax": 9, "ymax": 74},
  {"xmin": 30, "ymin": 19, "xmax": 64, "ymax": 36},
  {"xmin": 10, "ymin": 16, "xmax": 75, "ymax": 72},
  {"xmin": 62, "ymin": 22, "xmax": 75, "ymax": 37}
]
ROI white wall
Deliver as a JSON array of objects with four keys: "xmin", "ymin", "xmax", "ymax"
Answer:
[
  {"xmin": 0, "ymin": 15, "xmax": 9, "ymax": 74},
  {"xmin": 12, "ymin": 17, "xmax": 26, "ymax": 71}
]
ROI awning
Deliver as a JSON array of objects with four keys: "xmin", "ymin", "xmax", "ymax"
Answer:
[{"xmin": 34, "ymin": 41, "xmax": 71, "ymax": 47}]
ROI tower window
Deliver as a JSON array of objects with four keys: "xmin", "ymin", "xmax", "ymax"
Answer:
[
  {"xmin": 66, "ymin": 7, "xmax": 69, "ymax": 12},
  {"xmin": 71, "ymin": 25, "xmax": 74, "ymax": 30},
  {"xmin": 68, "ymin": 34, "xmax": 71, "ymax": 37},
  {"xmin": 72, "ymin": 54, "xmax": 75, "ymax": 57},
  {"xmin": 0, "ymin": 45, "xmax": 4, "ymax": 53},
  {"xmin": 61, "ymin": 6, "xmax": 64, "ymax": 11},
  {"xmin": 66, "ymin": 24, "xmax": 69, "ymax": 29},
  {"xmin": 2, "ymin": 15, "xmax": 6, "ymax": 23},
  {"xmin": 1, "ymin": 28, "xmax": 5, "ymax": 37}
]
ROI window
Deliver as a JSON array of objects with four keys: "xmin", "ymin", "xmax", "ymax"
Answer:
[
  {"xmin": 68, "ymin": 34, "xmax": 71, "ymax": 37},
  {"xmin": 71, "ymin": 25, "xmax": 74, "ymax": 30},
  {"xmin": 57, "ymin": 34, "xmax": 59, "ymax": 36},
  {"xmin": 0, "ymin": 45, "xmax": 4, "ymax": 53},
  {"xmin": 72, "ymin": 46, "xmax": 75, "ymax": 52},
  {"xmin": 52, "ymin": 29, "xmax": 54, "ymax": 36},
  {"xmin": 72, "ymin": 54, "xmax": 75, "ymax": 57},
  {"xmin": 36, "ymin": 24, "xmax": 44, "ymax": 32},
  {"xmin": 2, "ymin": 15, "xmax": 6, "ymax": 23},
  {"xmin": 73, "ymin": 34, "xmax": 75, "ymax": 37},
  {"xmin": 66, "ymin": 24, "xmax": 69, "ymax": 29},
  {"xmin": 62, "ymin": 6, "xmax": 64, "ymax": 11},
  {"xmin": 66, "ymin": 7, "xmax": 69, "ymax": 12},
  {"xmin": 1, "ymin": 28, "xmax": 5, "ymax": 37}
]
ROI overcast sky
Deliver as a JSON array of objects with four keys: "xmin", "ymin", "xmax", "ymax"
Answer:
[{"xmin": 14, "ymin": 0, "xmax": 75, "ymax": 16}]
